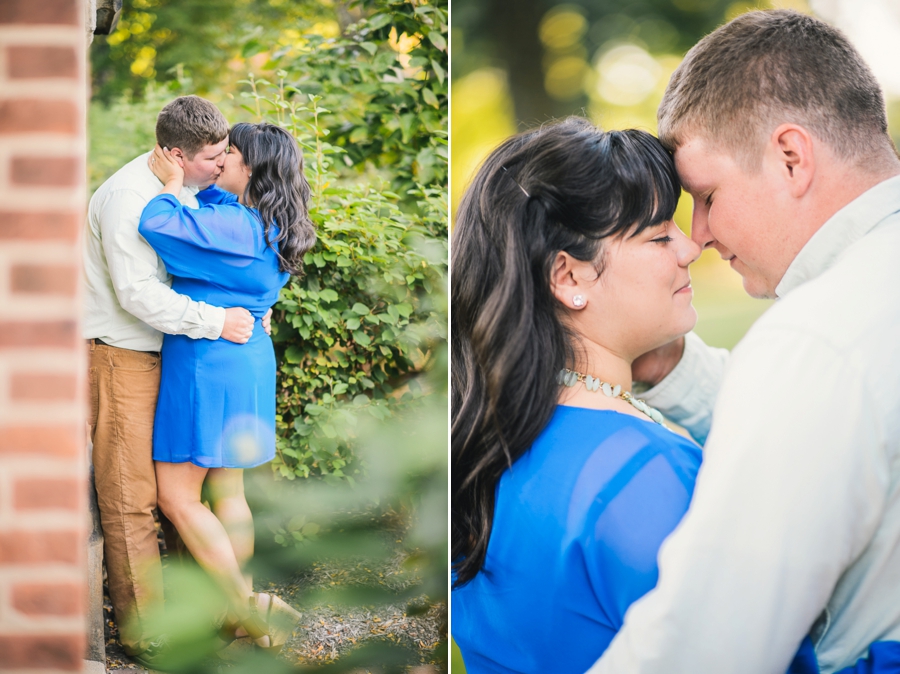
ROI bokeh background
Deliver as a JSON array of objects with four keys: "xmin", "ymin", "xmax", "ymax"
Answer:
[
  {"xmin": 450, "ymin": 0, "xmax": 900, "ymax": 669},
  {"xmin": 451, "ymin": 0, "xmax": 900, "ymax": 349}
]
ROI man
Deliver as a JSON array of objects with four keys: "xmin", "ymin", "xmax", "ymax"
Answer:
[
  {"xmin": 84, "ymin": 95, "xmax": 257, "ymax": 666},
  {"xmin": 586, "ymin": 10, "xmax": 900, "ymax": 674}
]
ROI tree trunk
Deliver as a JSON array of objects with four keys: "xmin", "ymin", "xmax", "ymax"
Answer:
[{"xmin": 485, "ymin": 0, "xmax": 584, "ymax": 125}]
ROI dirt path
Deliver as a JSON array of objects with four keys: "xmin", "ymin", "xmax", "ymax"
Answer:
[{"xmin": 104, "ymin": 539, "xmax": 445, "ymax": 672}]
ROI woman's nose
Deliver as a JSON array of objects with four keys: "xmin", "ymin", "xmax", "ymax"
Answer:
[{"xmin": 674, "ymin": 225, "xmax": 702, "ymax": 266}]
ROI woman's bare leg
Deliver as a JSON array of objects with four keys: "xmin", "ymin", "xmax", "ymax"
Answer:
[
  {"xmin": 204, "ymin": 468, "xmax": 254, "ymax": 589},
  {"xmin": 202, "ymin": 467, "xmax": 258, "ymax": 638},
  {"xmin": 154, "ymin": 461, "xmax": 252, "ymax": 612}
]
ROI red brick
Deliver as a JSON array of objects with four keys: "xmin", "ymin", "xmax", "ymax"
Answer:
[
  {"xmin": 14, "ymin": 478, "xmax": 81, "ymax": 511},
  {"xmin": 11, "ymin": 373, "xmax": 78, "ymax": 401},
  {"xmin": 0, "ymin": 633, "xmax": 83, "ymax": 670},
  {"xmin": 0, "ymin": 530, "xmax": 80, "ymax": 565},
  {"xmin": 0, "ymin": 425, "xmax": 80, "ymax": 457},
  {"xmin": 0, "ymin": 321, "xmax": 77, "ymax": 348},
  {"xmin": 11, "ymin": 156, "xmax": 80, "ymax": 187},
  {"xmin": 11, "ymin": 263, "xmax": 77, "ymax": 296},
  {"xmin": 0, "ymin": 100, "xmax": 78, "ymax": 134},
  {"xmin": 0, "ymin": 0, "xmax": 78, "ymax": 26},
  {"xmin": 7, "ymin": 46, "xmax": 77, "ymax": 79},
  {"xmin": 11, "ymin": 581, "xmax": 83, "ymax": 616},
  {"xmin": 0, "ymin": 211, "xmax": 80, "ymax": 241}
]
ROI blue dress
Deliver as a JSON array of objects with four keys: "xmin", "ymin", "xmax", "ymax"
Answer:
[
  {"xmin": 138, "ymin": 186, "xmax": 289, "ymax": 468},
  {"xmin": 452, "ymin": 406, "xmax": 822, "ymax": 673}
]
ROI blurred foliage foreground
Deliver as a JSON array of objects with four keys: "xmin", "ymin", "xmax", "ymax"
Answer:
[
  {"xmin": 89, "ymin": 0, "xmax": 448, "ymax": 671},
  {"xmin": 140, "ymin": 350, "xmax": 447, "ymax": 673}
]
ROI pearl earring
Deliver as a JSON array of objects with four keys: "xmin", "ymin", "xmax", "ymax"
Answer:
[{"xmin": 573, "ymin": 295, "xmax": 585, "ymax": 308}]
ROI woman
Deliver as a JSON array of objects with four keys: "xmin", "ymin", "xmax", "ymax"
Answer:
[
  {"xmin": 451, "ymin": 118, "xmax": 817, "ymax": 673},
  {"xmin": 139, "ymin": 122, "xmax": 315, "ymax": 649}
]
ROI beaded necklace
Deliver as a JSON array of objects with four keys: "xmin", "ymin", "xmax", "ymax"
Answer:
[{"xmin": 557, "ymin": 368, "xmax": 667, "ymax": 426}]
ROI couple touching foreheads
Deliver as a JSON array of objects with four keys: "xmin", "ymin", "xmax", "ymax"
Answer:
[
  {"xmin": 452, "ymin": 9, "xmax": 900, "ymax": 674},
  {"xmin": 84, "ymin": 96, "xmax": 315, "ymax": 667}
]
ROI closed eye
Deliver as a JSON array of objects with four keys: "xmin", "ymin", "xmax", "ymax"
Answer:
[{"xmin": 652, "ymin": 236, "xmax": 673, "ymax": 244}]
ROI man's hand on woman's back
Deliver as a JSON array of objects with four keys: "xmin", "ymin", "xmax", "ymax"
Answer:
[{"xmin": 221, "ymin": 307, "xmax": 255, "ymax": 343}]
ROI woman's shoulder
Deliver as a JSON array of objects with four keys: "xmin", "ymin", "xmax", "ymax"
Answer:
[
  {"xmin": 512, "ymin": 406, "xmax": 701, "ymax": 513},
  {"xmin": 536, "ymin": 406, "xmax": 700, "ymax": 462},
  {"xmin": 196, "ymin": 184, "xmax": 240, "ymax": 207}
]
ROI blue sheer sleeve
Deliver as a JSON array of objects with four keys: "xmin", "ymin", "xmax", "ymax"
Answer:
[
  {"xmin": 578, "ymin": 441, "xmax": 698, "ymax": 627},
  {"xmin": 138, "ymin": 193, "xmax": 260, "ymax": 282}
]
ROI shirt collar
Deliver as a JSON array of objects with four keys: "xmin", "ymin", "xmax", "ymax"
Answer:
[{"xmin": 776, "ymin": 173, "xmax": 900, "ymax": 298}]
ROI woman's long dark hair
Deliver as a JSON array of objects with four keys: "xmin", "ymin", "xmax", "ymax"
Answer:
[
  {"xmin": 451, "ymin": 118, "xmax": 681, "ymax": 587},
  {"xmin": 228, "ymin": 122, "xmax": 315, "ymax": 274}
]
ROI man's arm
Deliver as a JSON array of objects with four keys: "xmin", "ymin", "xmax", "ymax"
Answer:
[
  {"xmin": 636, "ymin": 332, "xmax": 730, "ymax": 445},
  {"xmin": 586, "ymin": 328, "xmax": 887, "ymax": 674},
  {"xmin": 98, "ymin": 188, "xmax": 253, "ymax": 343}
]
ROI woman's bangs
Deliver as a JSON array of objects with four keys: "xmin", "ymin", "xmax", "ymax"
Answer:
[{"xmin": 613, "ymin": 131, "xmax": 681, "ymax": 237}]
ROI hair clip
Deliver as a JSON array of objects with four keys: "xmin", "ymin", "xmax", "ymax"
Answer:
[{"xmin": 501, "ymin": 166, "xmax": 530, "ymax": 198}]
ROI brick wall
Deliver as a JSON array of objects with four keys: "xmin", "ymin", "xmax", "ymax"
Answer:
[{"xmin": 0, "ymin": 0, "xmax": 88, "ymax": 672}]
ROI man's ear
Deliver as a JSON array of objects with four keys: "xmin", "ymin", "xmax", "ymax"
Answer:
[
  {"xmin": 770, "ymin": 124, "xmax": 815, "ymax": 198},
  {"xmin": 550, "ymin": 251, "xmax": 588, "ymax": 310},
  {"xmin": 168, "ymin": 147, "xmax": 186, "ymax": 168}
]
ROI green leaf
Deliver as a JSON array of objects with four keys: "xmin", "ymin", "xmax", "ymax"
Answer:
[
  {"xmin": 427, "ymin": 30, "xmax": 447, "ymax": 52},
  {"xmin": 360, "ymin": 41, "xmax": 378, "ymax": 55},
  {"xmin": 285, "ymin": 345, "xmax": 305, "ymax": 364},
  {"xmin": 351, "ymin": 302, "xmax": 369, "ymax": 315},
  {"xmin": 352, "ymin": 331, "xmax": 372, "ymax": 347},
  {"xmin": 367, "ymin": 13, "xmax": 392, "ymax": 30},
  {"xmin": 241, "ymin": 39, "xmax": 263, "ymax": 58},
  {"xmin": 431, "ymin": 59, "xmax": 446, "ymax": 84},
  {"xmin": 422, "ymin": 87, "xmax": 439, "ymax": 109}
]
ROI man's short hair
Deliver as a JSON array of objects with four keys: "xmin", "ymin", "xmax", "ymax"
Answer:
[
  {"xmin": 155, "ymin": 95, "xmax": 229, "ymax": 159},
  {"xmin": 658, "ymin": 9, "xmax": 891, "ymax": 167}
]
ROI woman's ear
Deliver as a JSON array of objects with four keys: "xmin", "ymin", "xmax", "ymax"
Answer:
[{"xmin": 550, "ymin": 251, "xmax": 588, "ymax": 310}]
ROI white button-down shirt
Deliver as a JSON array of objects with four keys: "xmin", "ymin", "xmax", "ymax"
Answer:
[
  {"xmin": 83, "ymin": 151, "xmax": 225, "ymax": 351},
  {"xmin": 587, "ymin": 174, "xmax": 900, "ymax": 674}
]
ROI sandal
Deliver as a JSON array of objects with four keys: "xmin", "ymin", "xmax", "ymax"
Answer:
[
  {"xmin": 266, "ymin": 594, "xmax": 303, "ymax": 650},
  {"xmin": 240, "ymin": 592, "xmax": 301, "ymax": 653}
]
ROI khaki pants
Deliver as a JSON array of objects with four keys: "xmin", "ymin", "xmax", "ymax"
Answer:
[{"xmin": 88, "ymin": 341, "xmax": 164, "ymax": 654}]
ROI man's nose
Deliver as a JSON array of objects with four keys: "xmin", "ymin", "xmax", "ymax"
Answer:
[{"xmin": 690, "ymin": 203, "xmax": 716, "ymax": 250}]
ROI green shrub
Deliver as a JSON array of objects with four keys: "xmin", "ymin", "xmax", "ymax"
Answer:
[{"xmin": 236, "ymin": 0, "xmax": 448, "ymax": 482}]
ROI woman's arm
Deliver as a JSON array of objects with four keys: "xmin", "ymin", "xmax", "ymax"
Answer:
[
  {"xmin": 138, "ymin": 194, "xmax": 257, "ymax": 283},
  {"xmin": 148, "ymin": 144, "xmax": 184, "ymax": 197}
]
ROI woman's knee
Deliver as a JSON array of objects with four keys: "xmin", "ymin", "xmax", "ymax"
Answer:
[
  {"xmin": 155, "ymin": 461, "xmax": 207, "ymax": 522},
  {"xmin": 205, "ymin": 468, "xmax": 245, "ymax": 503}
]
